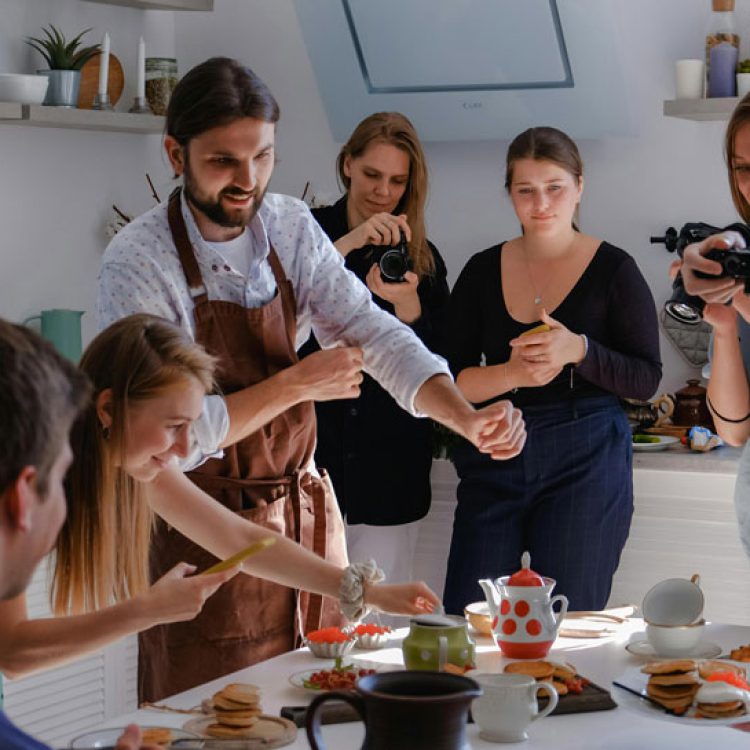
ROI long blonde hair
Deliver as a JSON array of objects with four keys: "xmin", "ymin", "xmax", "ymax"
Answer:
[
  {"xmin": 52, "ymin": 314, "xmax": 216, "ymax": 615},
  {"xmin": 726, "ymin": 93, "xmax": 750, "ymax": 222},
  {"xmin": 337, "ymin": 112, "xmax": 434, "ymax": 278}
]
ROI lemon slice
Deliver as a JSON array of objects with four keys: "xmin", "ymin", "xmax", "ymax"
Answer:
[{"xmin": 201, "ymin": 537, "xmax": 276, "ymax": 575}]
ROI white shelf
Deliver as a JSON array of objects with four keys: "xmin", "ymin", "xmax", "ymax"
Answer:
[
  {"xmin": 663, "ymin": 97, "xmax": 738, "ymax": 121},
  {"xmin": 81, "ymin": 0, "xmax": 213, "ymax": 9},
  {"xmin": 0, "ymin": 102, "xmax": 164, "ymax": 134}
]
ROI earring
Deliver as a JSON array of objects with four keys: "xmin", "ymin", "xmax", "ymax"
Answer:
[{"xmin": 102, "ymin": 426, "xmax": 110, "ymax": 440}]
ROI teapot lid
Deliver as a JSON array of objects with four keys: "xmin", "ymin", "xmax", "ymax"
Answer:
[{"xmin": 507, "ymin": 551, "xmax": 545, "ymax": 587}]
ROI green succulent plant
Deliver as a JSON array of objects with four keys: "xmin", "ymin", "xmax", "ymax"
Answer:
[
  {"xmin": 25, "ymin": 25, "xmax": 100, "ymax": 71},
  {"xmin": 738, "ymin": 58, "xmax": 750, "ymax": 74}
]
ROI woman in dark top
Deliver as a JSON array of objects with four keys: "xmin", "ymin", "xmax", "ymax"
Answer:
[
  {"xmin": 442, "ymin": 127, "xmax": 661, "ymax": 613},
  {"xmin": 300, "ymin": 112, "xmax": 449, "ymax": 592}
]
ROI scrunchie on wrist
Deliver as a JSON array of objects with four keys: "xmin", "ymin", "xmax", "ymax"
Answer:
[{"xmin": 339, "ymin": 559, "xmax": 385, "ymax": 622}]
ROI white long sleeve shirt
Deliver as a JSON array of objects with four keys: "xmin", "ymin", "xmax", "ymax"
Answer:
[{"xmin": 97, "ymin": 190, "xmax": 450, "ymax": 466}]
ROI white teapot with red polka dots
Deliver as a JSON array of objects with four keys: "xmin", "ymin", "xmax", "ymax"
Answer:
[{"xmin": 479, "ymin": 552, "xmax": 568, "ymax": 659}]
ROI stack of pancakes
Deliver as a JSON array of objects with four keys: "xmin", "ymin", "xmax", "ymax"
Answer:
[
  {"xmin": 207, "ymin": 682, "xmax": 263, "ymax": 739},
  {"xmin": 641, "ymin": 659, "xmax": 700, "ymax": 714}
]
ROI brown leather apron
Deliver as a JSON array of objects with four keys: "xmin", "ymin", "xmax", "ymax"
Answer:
[{"xmin": 138, "ymin": 190, "xmax": 347, "ymax": 702}]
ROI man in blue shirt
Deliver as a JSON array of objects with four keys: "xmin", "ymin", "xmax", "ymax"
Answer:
[{"xmin": 0, "ymin": 320, "xmax": 157, "ymax": 750}]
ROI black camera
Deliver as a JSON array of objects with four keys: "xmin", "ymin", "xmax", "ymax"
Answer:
[
  {"xmin": 651, "ymin": 222, "xmax": 750, "ymax": 325},
  {"xmin": 367, "ymin": 234, "xmax": 411, "ymax": 283}
]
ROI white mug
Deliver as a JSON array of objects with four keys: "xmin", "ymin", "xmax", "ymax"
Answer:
[
  {"xmin": 471, "ymin": 673, "xmax": 558, "ymax": 743},
  {"xmin": 675, "ymin": 59, "xmax": 705, "ymax": 99}
]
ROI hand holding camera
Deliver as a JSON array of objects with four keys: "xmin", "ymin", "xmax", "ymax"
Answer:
[
  {"xmin": 654, "ymin": 222, "xmax": 750, "ymax": 324},
  {"xmin": 336, "ymin": 212, "xmax": 410, "ymax": 258}
]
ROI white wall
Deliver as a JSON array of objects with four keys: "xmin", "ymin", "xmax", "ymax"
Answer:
[
  {"xmin": 0, "ymin": 0, "xmax": 745, "ymax": 388},
  {"xmin": 174, "ymin": 0, "xmax": 745, "ymax": 393},
  {"xmin": 0, "ymin": 0, "xmax": 169, "ymax": 345}
]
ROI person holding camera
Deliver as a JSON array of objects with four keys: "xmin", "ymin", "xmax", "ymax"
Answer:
[
  {"xmin": 442, "ymin": 126, "xmax": 662, "ymax": 613},
  {"xmin": 679, "ymin": 95, "xmax": 750, "ymax": 559},
  {"xmin": 299, "ymin": 112, "xmax": 450, "ymax": 594}
]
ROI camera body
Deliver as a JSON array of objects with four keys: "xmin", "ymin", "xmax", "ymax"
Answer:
[
  {"xmin": 651, "ymin": 222, "xmax": 750, "ymax": 324},
  {"xmin": 366, "ymin": 234, "xmax": 411, "ymax": 283}
]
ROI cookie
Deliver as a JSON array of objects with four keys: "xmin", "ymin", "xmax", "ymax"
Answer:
[
  {"xmin": 646, "ymin": 683, "xmax": 698, "ymax": 701},
  {"xmin": 220, "ymin": 683, "xmax": 261, "ymax": 705},
  {"xmin": 640, "ymin": 659, "xmax": 696, "ymax": 675},
  {"xmin": 648, "ymin": 672, "xmax": 699, "ymax": 687},
  {"xmin": 504, "ymin": 661, "xmax": 554, "ymax": 680},
  {"xmin": 550, "ymin": 661, "xmax": 577, "ymax": 681},
  {"xmin": 213, "ymin": 692, "xmax": 260, "ymax": 711},
  {"xmin": 214, "ymin": 711, "xmax": 261, "ymax": 728},
  {"xmin": 140, "ymin": 727, "xmax": 172, "ymax": 746},
  {"xmin": 205, "ymin": 723, "xmax": 253, "ymax": 739},
  {"xmin": 550, "ymin": 679, "xmax": 569, "ymax": 696}
]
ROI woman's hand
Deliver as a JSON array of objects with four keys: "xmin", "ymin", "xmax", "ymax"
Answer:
[
  {"xmin": 681, "ymin": 231, "xmax": 747, "ymax": 302},
  {"xmin": 364, "ymin": 581, "xmax": 440, "ymax": 615},
  {"xmin": 506, "ymin": 345, "xmax": 562, "ymax": 388},
  {"xmin": 335, "ymin": 213, "xmax": 411, "ymax": 257},
  {"xmin": 366, "ymin": 265, "xmax": 421, "ymax": 323},
  {"xmin": 136, "ymin": 561, "xmax": 240, "ymax": 627},
  {"xmin": 508, "ymin": 311, "xmax": 584, "ymax": 379}
]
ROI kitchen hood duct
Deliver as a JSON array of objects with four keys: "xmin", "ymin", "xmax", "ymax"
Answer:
[{"xmin": 294, "ymin": 0, "xmax": 631, "ymax": 141}]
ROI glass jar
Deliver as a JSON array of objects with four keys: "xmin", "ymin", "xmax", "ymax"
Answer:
[{"xmin": 145, "ymin": 57, "xmax": 178, "ymax": 116}]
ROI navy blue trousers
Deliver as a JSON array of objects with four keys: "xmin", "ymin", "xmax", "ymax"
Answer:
[{"xmin": 443, "ymin": 396, "xmax": 633, "ymax": 614}]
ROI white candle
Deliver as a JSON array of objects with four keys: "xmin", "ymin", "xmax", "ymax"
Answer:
[
  {"xmin": 137, "ymin": 36, "xmax": 145, "ymax": 99},
  {"xmin": 98, "ymin": 32, "xmax": 110, "ymax": 97}
]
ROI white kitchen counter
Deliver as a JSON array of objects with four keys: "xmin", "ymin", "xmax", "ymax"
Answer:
[{"xmin": 415, "ymin": 452, "xmax": 750, "ymax": 629}]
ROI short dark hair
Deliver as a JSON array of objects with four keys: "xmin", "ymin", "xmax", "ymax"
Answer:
[
  {"xmin": 166, "ymin": 57, "xmax": 280, "ymax": 146},
  {"xmin": 0, "ymin": 320, "xmax": 90, "ymax": 496}
]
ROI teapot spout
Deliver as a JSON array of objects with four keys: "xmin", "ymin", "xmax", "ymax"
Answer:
[{"xmin": 478, "ymin": 578, "xmax": 500, "ymax": 618}]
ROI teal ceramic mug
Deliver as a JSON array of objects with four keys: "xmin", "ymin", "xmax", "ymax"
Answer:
[{"xmin": 23, "ymin": 309, "xmax": 84, "ymax": 362}]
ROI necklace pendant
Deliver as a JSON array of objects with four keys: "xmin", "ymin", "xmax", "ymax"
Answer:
[{"xmin": 534, "ymin": 296, "xmax": 542, "ymax": 305}]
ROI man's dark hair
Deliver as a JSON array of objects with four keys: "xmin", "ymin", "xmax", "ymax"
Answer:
[
  {"xmin": 0, "ymin": 320, "xmax": 90, "ymax": 496},
  {"xmin": 166, "ymin": 57, "xmax": 280, "ymax": 146}
]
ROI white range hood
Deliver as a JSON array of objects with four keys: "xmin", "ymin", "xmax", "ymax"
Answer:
[{"xmin": 294, "ymin": 0, "xmax": 632, "ymax": 141}]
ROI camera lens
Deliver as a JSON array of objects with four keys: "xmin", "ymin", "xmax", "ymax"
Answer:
[
  {"xmin": 664, "ymin": 273, "xmax": 705, "ymax": 325},
  {"xmin": 379, "ymin": 248, "xmax": 409, "ymax": 282}
]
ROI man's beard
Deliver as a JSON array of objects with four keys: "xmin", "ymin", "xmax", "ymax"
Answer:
[{"xmin": 182, "ymin": 163, "xmax": 266, "ymax": 229}]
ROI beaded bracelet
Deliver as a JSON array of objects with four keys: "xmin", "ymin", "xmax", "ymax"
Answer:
[{"xmin": 339, "ymin": 560, "xmax": 385, "ymax": 622}]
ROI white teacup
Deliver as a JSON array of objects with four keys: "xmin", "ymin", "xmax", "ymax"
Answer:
[
  {"xmin": 645, "ymin": 618, "xmax": 705, "ymax": 657},
  {"xmin": 641, "ymin": 576, "xmax": 704, "ymax": 626},
  {"xmin": 471, "ymin": 673, "xmax": 558, "ymax": 743}
]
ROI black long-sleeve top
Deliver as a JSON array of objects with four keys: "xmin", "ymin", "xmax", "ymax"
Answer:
[
  {"xmin": 298, "ymin": 197, "xmax": 450, "ymax": 525},
  {"xmin": 444, "ymin": 242, "xmax": 662, "ymax": 408}
]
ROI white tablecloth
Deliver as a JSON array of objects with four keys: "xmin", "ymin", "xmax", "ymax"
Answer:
[{"xmin": 95, "ymin": 620, "xmax": 750, "ymax": 749}]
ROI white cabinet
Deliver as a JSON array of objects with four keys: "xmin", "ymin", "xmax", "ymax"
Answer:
[
  {"xmin": 3, "ymin": 559, "xmax": 137, "ymax": 748},
  {"xmin": 416, "ymin": 455, "xmax": 750, "ymax": 625}
]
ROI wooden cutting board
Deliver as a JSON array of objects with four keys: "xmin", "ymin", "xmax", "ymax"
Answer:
[
  {"xmin": 183, "ymin": 715, "xmax": 297, "ymax": 748},
  {"xmin": 77, "ymin": 52, "xmax": 124, "ymax": 109}
]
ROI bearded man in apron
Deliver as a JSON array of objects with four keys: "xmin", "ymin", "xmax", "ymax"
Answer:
[{"xmin": 97, "ymin": 57, "xmax": 526, "ymax": 702}]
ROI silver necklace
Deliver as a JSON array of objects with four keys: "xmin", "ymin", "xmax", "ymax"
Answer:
[{"xmin": 522, "ymin": 236, "xmax": 577, "ymax": 306}]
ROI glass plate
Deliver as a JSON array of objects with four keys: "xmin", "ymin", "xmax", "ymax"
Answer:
[
  {"xmin": 613, "ymin": 664, "xmax": 749, "ymax": 726},
  {"xmin": 70, "ymin": 726, "xmax": 198, "ymax": 748}
]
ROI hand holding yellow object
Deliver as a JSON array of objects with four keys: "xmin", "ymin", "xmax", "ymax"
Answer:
[
  {"xmin": 201, "ymin": 537, "xmax": 276, "ymax": 575},
  {"xmin": 519, "ymin": 323, "xmax": 551, "ymax": 337}
]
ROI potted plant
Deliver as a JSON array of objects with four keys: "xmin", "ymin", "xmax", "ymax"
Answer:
[
  {"xmin": 737, "ymin": 58, "xmax": 750, "ymax": 100},
  {"xmin": 25, "ymin": 25, "xmax": 100, "ymax": 108}
]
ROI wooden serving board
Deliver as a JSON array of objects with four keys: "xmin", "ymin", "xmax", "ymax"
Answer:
[
  {"xmin": 183, "ymin": 715, "xmax": 296, "ymax": 748},
  {"xmin": 539, "ymin": 677, "xmax": 617, "ymax": 715},
  {"xmin": 77, "ymin": 52, "xmax": 125, "ymax": 109}
]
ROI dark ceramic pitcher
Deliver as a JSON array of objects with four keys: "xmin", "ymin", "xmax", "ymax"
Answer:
[{"xmin": 306, "ymin": 671, "xmax": 481, "ymax": 750}]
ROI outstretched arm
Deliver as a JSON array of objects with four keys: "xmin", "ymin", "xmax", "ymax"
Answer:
[
  {"xmin": 0, "ymin": 564, "xmax": 237, "ymax": 680},
  {"xmin": 148, "ymin": 466, "xmax": 439, "ymax": 615}
]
